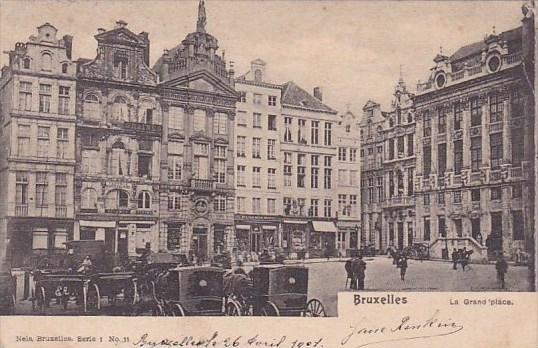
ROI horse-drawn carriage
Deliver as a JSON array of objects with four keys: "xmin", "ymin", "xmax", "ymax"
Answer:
[
  {"xmin": 152, "ymin": 266, "xmax": 226, "ymax": 316},
  {"xmin": 225, "ymin": 265, "xmax": 326, "ymax": 317}
]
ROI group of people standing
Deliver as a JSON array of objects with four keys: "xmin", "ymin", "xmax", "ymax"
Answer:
[
  {"xmin": 451, "ymin": 247, "xmax": 473, "ymax": 271},
  {"xmin": 345, "ymin": 255, "xmax": 367, "ymax": 290}
]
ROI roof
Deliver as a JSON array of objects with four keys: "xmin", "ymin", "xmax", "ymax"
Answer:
[
  {"xmin": 450, "ymin": 26, "xmax": 522, "ymax": 62},
  {"xmin": 281, "ymin": 81, "xmax": 337, "ymax": 114}
]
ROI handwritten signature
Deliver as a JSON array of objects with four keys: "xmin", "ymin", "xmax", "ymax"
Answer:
[{"xmin": 340, "ymin": 309, "xmax": 464, "ymax": 348}]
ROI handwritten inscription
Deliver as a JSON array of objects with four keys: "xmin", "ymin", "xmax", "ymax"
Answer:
[{"xmin": 340, "ymin": 309, "xmax": 464, "ymax": 348}]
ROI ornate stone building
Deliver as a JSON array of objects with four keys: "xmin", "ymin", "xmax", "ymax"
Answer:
[
  {"xmin": 75, "ymin": 21, "xmax": 161, "ymax": 260},
  {"xmin": 0, "ymin": 23, "xmax": 76, "ymax": 270},
  {"xmin": 153, "ymin": 0, "xmax": 237, "ymax": 261},
  {"xmin": 413, "ymin": 14, "xmax": 535, "ymax": 261},
  {"xmin": 381, "ymin": 78, "xmax": 416, "ymax": 252}
]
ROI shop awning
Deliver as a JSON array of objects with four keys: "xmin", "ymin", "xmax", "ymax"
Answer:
[
  {"xmin": 262, "ymin": 226, "xmax": 277, "ymax": 230},
  {"xmin": 236, "ymin": 225, "xmax": 251, "ymax": 230},
  {"xmin": 312, "ymin": 221, "xmax": 338, "ymax": 233},
  {"xmin": 283, "ymin": 220, "xmax": 307, "ymax": 225},
  {"xmin": 79, "ymin": 220, "xmax": 116, "ymax": 228}
]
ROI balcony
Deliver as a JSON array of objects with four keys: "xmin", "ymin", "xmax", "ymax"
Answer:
[
  {"xmin": 105, "ymin": 208, "xmax": 131, "ymax": 214},
  {"xmin": 471, "ymin": 201, "xmax": 481, "ymax": 211},
  {"xmin": 470, "ymin": 172, "xmax": 481, "ymax": 183},
  {"xmin": 55, "ymin": 206, "xmax": 67, "ymax": 217},
  {"xmin": 489, "ymin": 122, "xmax": 503, "ymax": 134},
  {"xmin": 510, "ymin": 166, "xmax": 523, "ymax": 179},
  {"xmin": 190, "ymin": 179, "xmax": 215, "ymax": 191},
  {"xmin": 15, "ymin": 205, "xmax": 28, "ymax": 217},
  {"xmin": 503, "ymin": 52, "xmax": 521, "ymax": 65},
  {"xmin": 123, "ymin": 122, "xmax": 162, "ymax": 135}
]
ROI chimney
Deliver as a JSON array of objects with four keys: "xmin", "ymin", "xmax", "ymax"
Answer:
[
  {"xmin": 115, "ymin": 20, "xmax": 128, "ymax": 29},
  {"xmin": 139, "ymin": 32, "xmax": 150, "ymax": 66},
  {"xmin": 97, "ymin": 28, "xmax": 106, "ymax": 34},
  {"xmin": 63, "ymin": 35, "xmax": 73, "ymax": 60},
  {"xmin": 313, "ymin": 87, "xmax": 323, "ymax": 101}
]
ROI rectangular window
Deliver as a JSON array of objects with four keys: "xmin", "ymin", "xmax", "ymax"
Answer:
[
  {"xmin": 324, "ymin": 199, "xmax": 332, "ymax": 218},
  {"xmin": 58, "ymin": 86, "xmax": 70, "ymax": 115},
  {"xmin": 113, "ymin": 54, "xmax": 128, "ymax": 79},
  {"xmin": 236, "ymin": 165, "xmax": 246, "ymax": 186},
  {"xmin": 438, "ymin": 192, "xmax": 445, "ymax": 205},
  {"xmin": 512, "ymin": 210, "xmax": 524, "ymax": 240},
  {"xmin": 268, "ymin": 95, "xmax": 277, "ymax": 106},
  {"xmin": 236, "ymin": 136, "xmax": 246, "ymax": 157},
  {"xmin": 252, "ymin": 167, "xmax": 261, "ymax": 187},
  {"xmin": 491, "ymin": 186, "xmax": 502, "ymax": 200},
  {"xmin": 471, "ymin": 189, "xmax": 481, "ymax": 201},
  {"xmin": 423, "ymin": 146, "xmax": 431, "ymax": 176},
  {"xmin": 454, "ymin": 101, "xmax": 462, "ymax": 130},
  {"xmin": 311, "ymin": 121, "xmax": 319, "ymax": 144},
  {"xmin": 423, "ymin": 110, "xmax": 431, "ymax": 137},
  {"xmin": 338, "ymin": 194, "xmax": 347, "ymax": 216},
  {"xmin": 453, "ymin": 190, "xmax": 462, "ymax": 203},
  {"xmin": 455, "ymin": 219, "xmax": 463, "ymax": 237},
  {"xmin": 424, "ymin": 218, "xmax": 431, "ymax": 241},
  {"xmin": 213, "ymin": 195, "xmax": 226, "ymax": 212},
  {"xmin": 283, "ymin": 165, "xmax": 292, "ymax": 187},
  {"xmin": 267, "ymin": 168, "xmax": 276, "ymax": 189},
  {"xmin": 284, "ymin": 117, "xmax": 293, "ymax": 142},
  {"xmin": 39, "ymin": 84, "xmax": 51, "ymax": 113},
  {"xmin": 512, "ymin": 184, "xmax": 522, "ymax": 198},
  {"xmin": 252, "ymin": 137, "xmax": 261, "ymax": 158},
  {"xmin": 252, "ymin": 198, "xmax": 261, "ymax": 213},
  {"xmin": 308, "ymin": 199, "xmax": 318, "ymax": 217},
  {"xmin": 253, "ymin": 94, "xmax": 262, "ymax": 105},
  {"xmin": 397, "ymin": 136, "xmax": 405, "ymax": 158},
  {"xmin": 237, "ymin": 111, "xmax": 247, "ymax": 127},
  {"xmin": 438, "ymin": 216, "xmax": 446, "ymax": 237},
  {"xmin": 377, "ymin": 176, "xmax": 384, "ymax": 202},
  {"xmin": 407, "ymin": 168, "xmax": 413, "ymax": 196},
  {"xmin": 37, "ymin": 126, "xmax": 50, "ymax": 157},
  {"xmin": 471, "ymin": 218, "xmax": 481, "ymax": 241},
  {"xmin": 267, "ymin": 198, "xmax": 276, "ymax": 214},
  {"xmin": 297, "ymin": 166, "xmax": 306, "ymax": 188},
  {"xmin": 324, "ymin": 168, "xmax": 332, "ymax": 189},
  {"xmin": 454, "ymin": 140, "xmax": 463, "ymax": 175},
  {"xmin": 236, "ymin": 197, "xmax": 246, "ymax": 213},
  {"xmin": 471, "ymin": 137, "xmax": 482, "ymax": 172},
  {"xmin": 193, "ymin": 109, "xmax": 206, "ymax": 132},
  {"xmin": 253, "ymin": 113, "xmax": 262, "ymax": 128},
  {"xmin": 350, "ymin": 195, "xmax": 357, "ymax": 215},
  {"xmin": 407, "ymin": 134, "xmax": 414, "ymax": 156},
  {"xmin": 168, "ymin": 192, "xmax": 181, "ymax": 211},
  {"xmin": 311, "ymin": 167, "xmax": 319, "ymax": 188},
  {"xmin": 215, "ymin": 159, "xmax": 226, "ymax": 184},
  {"xmin": 19, "ymin": 81, "xmax": 32, "ymax": 111},
  {"xmin": 338, "ymin": 147, "xmax": 347, "ymax": 161},
  {"xmin": 239, "ymin": 92, "xmax": 247, "ymax": 103},
  {"xmin": 298, "ymin": 119, "xmax": 307, "ymax": 143},
  {"xmin": 138, "ymin": 154, "xmax": 152, "ymax": 178},
  {"xmin": 168, "ymin": 155, "xmax": 182, "ymax": 180},
  {"xmin": 510, "ymin": 88, "xmax": 524, "ymax": 118},
  {"xmin": 512, "ymin": 128, "xmax": 524, "ymax": 167},
  {"xmin": 424, "ymin": 193, "xmax": 430, "ymax": 206},
  {"xmin": 16, "ymin": 172, "xmax": 29, "ymax": 207},
  {"xmin": 324, "ymin": 156, "xmax": 331, "ymax": 167},
  {"xmin": 56, "ymin": 128, "xmax": 69, "ymax": 159},
  {"xmin": 490, "ymin": 133, "xmax": 503, "ymax": 169},
  {"xmin": 350, "ymin": 148, "xmax": 357, "ymax": 162},
  {"xmin": 489, "ymin": 91, "xmax": 503, "ymax": 123},
  {"xmin": 267, "ymin": 139, "xmax": 276, "ymax": 159},
  {"xmin": 214, "ymin": 145, "xmax": 226, "ymax": 158},
  {"xmin": 437, "ymin": 107, "xmax": 446, "ymax": 134},
  {"xmin": 213, "ymin": 113, "xmax": 228, "ymax": 135},
  {"xmin": 168, "ymin": 106, "xmax": 184, "ymax": 130},
  {"xmin": 17, "ymin": 124, "xmax": 30, "ymax": 157},
  {"xmin": 388, "ymin": 139, "xmax": 395, "ymax": 160},
  {"xmin": 470, "ymin": 97, "xmax": 482, "ymax": 126},
  {"xmin": 324, "ymin": 122, "xmax": 332, "ymax": 146},
  {"xmin": 268, "ymin": 115, "xmax": 277, "ymax": 130},
  {"xmin": 36, "ymin": 172, "xmax": 48, "ymax": 208}
]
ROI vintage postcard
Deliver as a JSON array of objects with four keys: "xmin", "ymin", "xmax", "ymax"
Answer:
[{"xmin": 0, "ymin": 0, "xmax": 536, "ymax": 347}]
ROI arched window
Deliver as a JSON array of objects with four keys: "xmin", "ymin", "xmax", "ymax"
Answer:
[
  {"xmin": 81, "ymin": 188, "xmax": 98, "ymax": 209},
  {"xmin": 254, "ymin": 69, "xmax": 262, "ymax": 82},
  {"xmin": 23, "ymin": 58, "xmax": 31, "ymax": 69},
  {"xmin": 110, "ymin": 141, "xmax": 128, "ymax": 176},
  {"xmin": 139, "ymin": 101, "xmax": 155, "ymax": 124},
  {"xmin": 138, "ymin": 191, "xmax": 151, "ymax": 209},
  {"xmin": 84, "ymin": 94, "xmax": 100, "ymax": 119},
  {"xmin": 62, "ymin": 63, "xmax": 68, "ymax": 74},
  {"xmin": 41, "ymin": 53, "xmax": 52, "ymax": 71},
  {"xmin": 112, "ymin": 96, "xmax": 128, "ymax": 121},
  {"xmin": 105, "ymin": 190, "xmax": 129, "ymax": 210}
]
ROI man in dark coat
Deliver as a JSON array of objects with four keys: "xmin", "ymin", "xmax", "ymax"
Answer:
[
  {"xmin": 495, "ymin": 253, "xmax": 508, "ymax": 289},
  {"xmin": 351, "ymin": 255, "xmax": 367, "ymax": 290},
  {"xmin": 398, "ymin": 256, "xmax": 408, "ymax": 281},
  {"xmin": 451, "ymin": 249, "xmax": 459, "ymax": 270}
]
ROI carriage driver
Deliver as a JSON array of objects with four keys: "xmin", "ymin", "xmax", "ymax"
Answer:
[{"xmin": 223, "ymin": 268, "xmax": 254, "ymax": 302}]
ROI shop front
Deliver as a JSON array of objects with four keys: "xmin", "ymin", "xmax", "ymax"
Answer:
[
  {"xmin": 234, "ymin": 215, "xmax": 281, "ymax": 260},
  {"xmin": 309, "ymin": 221, "xmax": 338, "ymax": 258},
  {"xmin": 282, "ymin": 220, "xmax": 307, "ymax": 258}
]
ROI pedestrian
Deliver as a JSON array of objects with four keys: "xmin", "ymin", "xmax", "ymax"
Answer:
[
  {"xmin": 344, "ymin": 259, "xmax": 354, "ymax": 289},
  {"xmin": 451, "ymin": 249, "xmax": 459, "ymax": 270},
  {"xmin": 460, "ymin": 247, "xmax": 469, "ymax": 272},
  {"xmin": 398, "ymin": 256, "xmax": 408, "ymax": 281},
  {"xmin": 495, "ymin": 253, "xmax": 508, "ymax": 289},
  {"xmin": 351, "ymin": 254, "xmax": 367, "ymax": 290}
]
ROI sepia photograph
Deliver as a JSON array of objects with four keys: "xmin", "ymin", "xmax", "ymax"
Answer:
[{"xmin": 0, "ymin": 0, "xmax": 535, "ymax": 321}]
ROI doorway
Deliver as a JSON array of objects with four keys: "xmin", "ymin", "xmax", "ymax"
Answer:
[
  {"xmin": 397, "ymin": 222, "xmax": 404, "ymax": 250},
  {"xmin": 192, "ymin": 227, "xmax": 208, "ymax": 261},
  {"xmin": 487, "ymin": 213, "xmax": 503, "ymax": 259}
]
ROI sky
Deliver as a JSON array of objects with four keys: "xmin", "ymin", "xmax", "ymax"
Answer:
[{"xmin": 0, "ymin": 0, "xmax": 526, "ymax": 116}]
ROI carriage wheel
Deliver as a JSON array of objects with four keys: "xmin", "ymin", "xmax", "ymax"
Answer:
[
  {"xmin": 225, "ymin": 301, "xmax": 242, "ymax": 316},
  {"xmin": 304, "ymin": 299, "xmax": 326, "ymax": 317},
  {"xmin": 86, "ymin": 284, "xmax": 101, "ymax": 312},
  {"xmin": 150, "ymin": 281, "xmax": 158, "ymax": 302},
  {"xmin": 260, "ymin": 301, "xmax": 280, "ymax": 317},
  {"xmin": 170, "ymin": 303, "xmax": 185, "ymax": 317},
  {"xmin": 152, "ymin": 303, "xmax": 165, "ymax": 316}
]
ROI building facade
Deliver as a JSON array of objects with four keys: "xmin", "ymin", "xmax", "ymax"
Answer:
[
  {"xmin": 335, "ymin": 110, "xmax": 361, "ymax": 254},
  {"xmin": 0, "ymin": 24, "xmax": 76, "ymax": 270},
  {"xmin": 414, "ymin": 19, "xmax": 535, "ymax": 261},
  {"xmin": 75, "ymin": 21, "xmax": 162, "ymax": 261},
  {"xmin": 234, "ymin": 59, "xmax": 283, "ymax": 258},
  {"xmin": 381, "ymin": 78, "xmax": 416, "ymax": 252}
]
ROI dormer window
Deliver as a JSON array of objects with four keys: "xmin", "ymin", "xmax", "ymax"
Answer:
[
  {"xmin": 254, "ymin": 69, "xmax": 262, "ymax": 82},
  {"xmin": 345, "ymin": 125, "xmax": 351, "ymax": 133},
  {"xmin": 62, "ymin": 63, "xmax": 68, "ymax": 74},
  {"xmin": 487, "ymin": 54, "xmax": 501, "ymax": 73},
  {"xmin": 41, "ymin": 53, "xmax": 52, "ymax": 71},
  {"xmin": 435, "ymin": 72, "xmax": 446, "ymax": 89},
  {"xmin": 23, "ymin": 58, "xmax": 31, "ymax": 70},
  {"xmin": 113, "ymin": 54, "xmax": 128, "ymax": 79}
]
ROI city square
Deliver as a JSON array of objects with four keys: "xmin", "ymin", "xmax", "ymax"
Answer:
[{"xmin": 0, "ymin": 0, "xmax": 536, "ymax": 318}]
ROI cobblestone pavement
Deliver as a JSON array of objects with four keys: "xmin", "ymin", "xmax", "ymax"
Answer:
[{"xmin": 11, "ymin": 257, "xmax": 531, "ymax": 317}]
